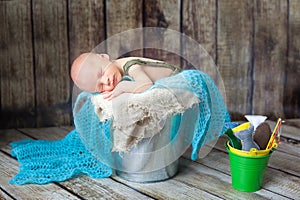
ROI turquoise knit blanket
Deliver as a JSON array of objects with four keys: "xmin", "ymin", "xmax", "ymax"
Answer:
[{"xmin": 10, "ymin": 70, "xmax": 232, "ymax": 185}]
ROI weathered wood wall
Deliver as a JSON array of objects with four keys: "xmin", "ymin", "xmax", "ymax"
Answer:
[{"xmin": 1, "ymin": 0, "xmax": 299, "ymax": 128}]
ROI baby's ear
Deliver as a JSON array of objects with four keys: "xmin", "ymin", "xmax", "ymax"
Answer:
[{"xmin": 98, "ymin": 54, "xmax": 110, "ymax": 60}]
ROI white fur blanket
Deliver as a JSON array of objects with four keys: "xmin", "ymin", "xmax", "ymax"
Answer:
[{"xmin": 91, "ymin": 88, "xmax": 199, "ymax": 152}]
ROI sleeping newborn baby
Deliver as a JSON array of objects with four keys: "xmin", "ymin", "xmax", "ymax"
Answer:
[{"xmin": 70, "ymin": 53, "xmax": 180, "ymax": 100}]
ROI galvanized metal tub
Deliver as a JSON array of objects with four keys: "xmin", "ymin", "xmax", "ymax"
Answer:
[{"xmin": 114, "ymin": 105, "xmax": 198, "ymax": 182}]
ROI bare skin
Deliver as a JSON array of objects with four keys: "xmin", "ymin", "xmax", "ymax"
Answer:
[{"xmin": 71, "ymin": 53, "xmax": 175, "ymax": 100}]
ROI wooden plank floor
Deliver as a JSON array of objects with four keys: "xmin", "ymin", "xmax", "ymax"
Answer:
[{"xmin": 0, "ymin": 121, "xmax": 299, "ymax": 200}]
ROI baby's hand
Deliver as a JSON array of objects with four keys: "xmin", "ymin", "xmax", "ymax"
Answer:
[
  {"xmin": 102, "ymin": 87, "xmax": 124, "ymax": 100},
  {"xmin": 101, "ymin": 91, "xmax": 114, "ymax": 100}
]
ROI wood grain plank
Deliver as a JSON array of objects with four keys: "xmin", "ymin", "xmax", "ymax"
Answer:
[
  {"xmin": 111, "ymin": 174, "xmax": 222, "ymax": 200},
  {"xmin": 68, "ymin": 0, "xmax": 105, "ymax": 62},
  {"xmin": 33, "ymin": 0, "xmax": 70, "ymax": 127},
  {"xmin": 268, "ymin": 150, "xmax": 300, "ymax": 176},
  {"xmin": 18, "ymin": 126, "xmax": 70, "ymax": 140},
  {"xmin": 181, "ymin": 0, "xmax": 226, "ymax": 101},
  {"xmin": 62, "ymin": 176, "xmax": 153, "ymax": 200},
  {"xmin": 275, "ymin": 139, "xmax": 300, "ymax": 157},
  {"xmin": 283, "ymin": 118, "xmax": 300, "ymax": 129},
  {"xmin": 0, "ymin": 0, "xmax": 35, "ymax": 128},
  {"xmin": 0, "ymin": 151, "xmax": 81, "ymax": 200},
  {"xmin": 217, "ymin": 0, "xmax": 253, "ymax": 120},
  {"xmin": 253, "ymin": 0, "xmax": 287, "ymax": 119},
  {"xmin": 106, "ymin": 0, "xmax": 143, "ymax": 59},
  {"xmin": 285, "ymin": 0, "xmax": 300, "ymax": 118},
  {"xmin": 144, "ymin": 0, "xmax": 181, "ymax": 66},
  {"xmin": 182, "ymin": 0, "xmax": 217, "ymax": 68},
  {"xmin": 0, "ymin": 189, "xmax": 14, "ymax": 200},
  {"xmin": 0, "ymin": 129, "xmax": 31, "ymax": 153},
  {"xmin": 60, "ymin": 125, "xmax": 75, "ymax": 131}
]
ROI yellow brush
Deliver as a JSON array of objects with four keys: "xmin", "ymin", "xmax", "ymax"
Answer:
[{"xmin": 266, "ymin": 118, "xmax": 282, "ymax": 150}]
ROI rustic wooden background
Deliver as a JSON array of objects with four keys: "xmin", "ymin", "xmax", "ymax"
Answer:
[{"xmin": 1, "ymin": 0, "xmax": 299, "ymax": 128}]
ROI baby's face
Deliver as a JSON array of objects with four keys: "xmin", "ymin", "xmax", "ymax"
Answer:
[
  {"xmin": 72, "ymin": 54, "xmax": 122, "ymax": 93},
  {"xmin": 95, "ymin": 62, "xmax": 122, "ymax": 93}
]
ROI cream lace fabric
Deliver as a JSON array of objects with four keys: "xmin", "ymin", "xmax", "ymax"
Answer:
[{"xmin": 91, "ymin": 88, "xmax": 199, "ymax": 152}]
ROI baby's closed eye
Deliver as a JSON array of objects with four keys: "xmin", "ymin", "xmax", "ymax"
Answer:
[{"xmin": 96, "ymin": 81, "xmax": 104, "ymax": 92}]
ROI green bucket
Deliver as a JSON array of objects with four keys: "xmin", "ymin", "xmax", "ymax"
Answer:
[{"xmin": 226, "ymin": 144, "xmax": 271, "ymax": 192}]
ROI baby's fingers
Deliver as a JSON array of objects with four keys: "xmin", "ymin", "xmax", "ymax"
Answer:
[{"xmin": 102, "ymin": 91, "xmax": 113, "ymax": 99}]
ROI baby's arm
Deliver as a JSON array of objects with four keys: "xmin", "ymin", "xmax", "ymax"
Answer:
[{"xmin": 102, "ymin": 65, "xmax": 153, "ymax": 99}]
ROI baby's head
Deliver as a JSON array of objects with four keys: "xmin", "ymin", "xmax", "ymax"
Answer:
[{"xmin": 71, "ymin": 53, "xmax": 122, "ymax": 92}]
